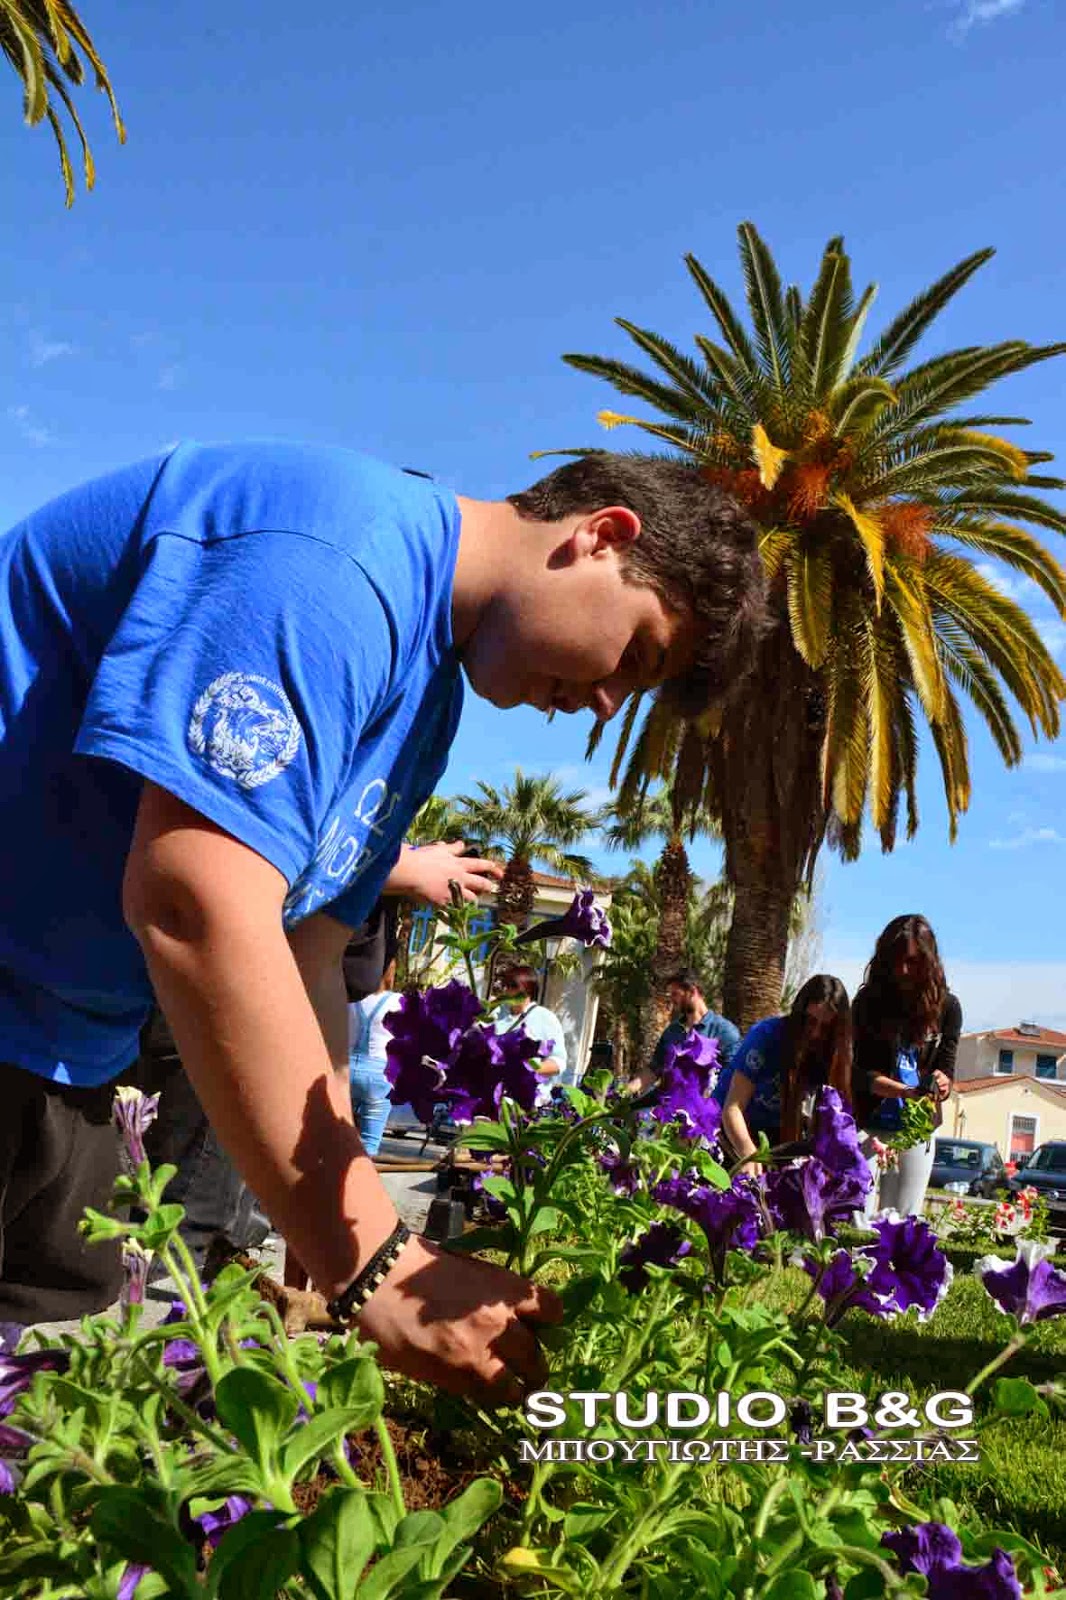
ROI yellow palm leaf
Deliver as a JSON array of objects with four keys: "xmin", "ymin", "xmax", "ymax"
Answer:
[
  {"xmin": 786, "ymin": 545, "xmax": 833, "ymax": 669},
  {"xmin": 751, "ymin": 422, "xmax": 789, "ymax": 489},
  {"xmin": 833, "ymin": 492, "xmax": 885, "ymax": 610}
]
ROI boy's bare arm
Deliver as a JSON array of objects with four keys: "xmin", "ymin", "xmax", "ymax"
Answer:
[{"xmin": 123, "ymin": 782, "xmax": 560, "ymax": 1399}]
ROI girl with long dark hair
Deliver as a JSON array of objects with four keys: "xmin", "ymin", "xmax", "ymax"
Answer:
[
  {"xmin": 714, "ymin": 975, "xmax": 853, "ymax": 1168},
  {"xmin": 853, "ymin": 914, "xmax": 962, "ymax": 1217}
]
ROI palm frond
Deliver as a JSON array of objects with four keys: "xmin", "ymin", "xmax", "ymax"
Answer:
[{"xmin": 858, "ymin": 249, "xmax": 995, "ymax": 377}]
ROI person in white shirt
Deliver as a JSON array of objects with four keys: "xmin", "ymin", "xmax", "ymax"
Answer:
[
  {"xmin": 349, "ymin": 959, "xmax": 404, "ymax": 1157},
  {"xmin": 491, "ymin": 963, "xmax": 568, "ymax": 1098}
]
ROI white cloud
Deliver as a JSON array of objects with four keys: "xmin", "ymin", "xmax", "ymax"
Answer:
[
  {"xmin": 7, "ymin": 403, "xmax": 53, "ymax": 448},
  {"xmin": 1026, "ymin": 753, "xmax": 1066, "ymax": 773},
  {"xmin": 949, "ymin": 0, "xmax": 1027, "ymax": 39},
  {"xmin": 29, "ymin": 335, "xmax": 77, "ymax": 367},
  {"xmin": 989, "ymin": 825, "xmax": 1066, "ymax": 850},
  {"xmin": 157, "ymin": 364, "xmax": 182, "ymax": 392},
  {"xmin": 1036, "ymin": 617, "xmax": 1066, "ymax": 659},
  {"xmin": 976, "ymin": 560, "xmax": 1032, "ymax": 603}
]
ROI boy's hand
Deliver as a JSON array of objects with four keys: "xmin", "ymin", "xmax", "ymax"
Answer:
[
  {"xmin": 356, "ymin": 1235, "xmax": 563, "ymax": 1406},
  {"xmin": 389, "ymin": 840, "xmax": 503, "ymax": 906}
]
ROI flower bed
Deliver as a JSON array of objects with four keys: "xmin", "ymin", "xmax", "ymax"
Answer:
[{"xmin": 2, "ymin": 899, "xmax": 1065, "ymax": 1598}]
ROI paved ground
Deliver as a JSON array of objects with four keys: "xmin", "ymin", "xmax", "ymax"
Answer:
[{"xmin": 32, "ymin": 1131, "xmax": 451, "ymax": 1341}]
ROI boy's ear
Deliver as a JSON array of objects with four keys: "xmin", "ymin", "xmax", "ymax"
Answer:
[{"xmin": 569, "ymin": 506, "xmax": 641, "ymax": 558}]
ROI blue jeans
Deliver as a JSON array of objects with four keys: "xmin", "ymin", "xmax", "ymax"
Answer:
[{"xmin": 350, "ymin": 1058, "xmax": 391, "ymax": 1157}]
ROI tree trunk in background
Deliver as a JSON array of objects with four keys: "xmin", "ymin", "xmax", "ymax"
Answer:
[
  {"xmin": 496, "ymin": 856, "xmax": 536, "ymax": 930},
  {"xmin": 713, "ymin": 622, "xmax": 827, "ymax": 1034},
  {"xmin": 639, "ymin": 837, "xmax": 691, "ymax": 1062},
  {"xmin": 395, "ymin": 898, "xmax": 415, "ymax": 986},
  {"xmin": 721, "ymin": 875, "xmax": 794, "ymax": 1031}
]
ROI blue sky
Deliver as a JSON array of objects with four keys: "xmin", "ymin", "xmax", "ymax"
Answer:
[{"xmin": 1, "ymin": 0, "xmax": 1064, "ymax": 1030}]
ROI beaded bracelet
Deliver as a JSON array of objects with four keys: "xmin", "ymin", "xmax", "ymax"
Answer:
[{"xmin": 326, "ymin": 1220, "xmax": 412, "ymax": 1325}]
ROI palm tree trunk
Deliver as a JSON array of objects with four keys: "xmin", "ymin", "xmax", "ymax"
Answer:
[
  {"xmin": 715, "ymin": 622, "xmax": 827, "ymax": 1033},
  {"xmin": 496, "ymin": 855, "xmax": 536, "ymax": 929},
  {"xmin": 639, "ymin": 838, "xmax": 691, "ymax": 1061},
  {"xmin": 721, "ymin": 876, "xmax": 795, "ymax": 1031},
  {"xmin": 395, "ymin": 899, "xmax": 415, "ymax": 986}
]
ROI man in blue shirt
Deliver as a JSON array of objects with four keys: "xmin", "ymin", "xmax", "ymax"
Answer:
[
  {"xmin": 0, "ymin": 441, "xmax": 765, "ymax": 1397},
  {"xmin": 647, "ymin": 968, "xmax": 741, "ymax": 1087}
]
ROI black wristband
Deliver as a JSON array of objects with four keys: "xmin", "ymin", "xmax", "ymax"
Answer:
[{"xmin": 326, "ymin": 1221, "xmax": 411, "ymax": 1325}]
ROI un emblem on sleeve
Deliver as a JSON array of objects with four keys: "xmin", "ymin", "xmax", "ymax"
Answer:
[{"xmin": 187, "ymin": 671, "xmax": 302, "ymax": 790}]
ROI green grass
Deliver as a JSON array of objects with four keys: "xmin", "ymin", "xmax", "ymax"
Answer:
[{"xmin": 753, "ymin": 1263, "xmax": 1066, "ymax": 1563}]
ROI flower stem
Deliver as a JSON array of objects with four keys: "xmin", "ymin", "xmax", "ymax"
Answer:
[
  {"xmin": 375, "ymin": 1416, "xmax": 406, "ymax": 1519},
  {"xmin": 966, "ymin": 1329, "xmax": 1028, "ymax": 1396}
]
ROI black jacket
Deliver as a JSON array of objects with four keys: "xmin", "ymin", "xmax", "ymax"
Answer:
[{"xmin": 852, "ymin": 988, "xmax": 962, "ymax": 1132}]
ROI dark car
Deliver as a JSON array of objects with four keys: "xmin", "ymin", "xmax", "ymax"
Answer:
[
  {"xmin": 1007, "ymin": 1142, "xmax": 1066, "ymax": 1228},
  {"xmin": 929, "ymin": 1138, "xmax": 1006, "ymax": 1198}
]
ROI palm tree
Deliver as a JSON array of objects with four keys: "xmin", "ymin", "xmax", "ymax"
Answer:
[
  {"xmin": 593, "ymin": 858, "xmax": 732, "ymax": 1074},
  {"xmin": 454, "ymin": 769, "xmax": 603, "ymax": 928},
  {"xmin": 2, "ymin": 0, "xmax": 123, "ymax": 203},
  {"xmin": 603, "ymin": 783, "xmax": 715, "ymax": 1052},
  {"xmin": 561, "ymin": 225, "xmax": 1066, "ymax": 1027}
]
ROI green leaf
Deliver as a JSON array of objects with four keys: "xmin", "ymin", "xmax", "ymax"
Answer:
[
  {"xmin": 296, "ymin": 1487, "xmax": 376, "ymax": 1600},
  {"xmin": 317, "ymin": 1354, "xmax": 385, "ymax": 1416},
  {"xmin": 213, "ymin": 1367, "xmax": 300, "ymax": 1470},
  {"xmin": 212, "ymin": 1522, "xmax": 300, "ymax": 1600},
  {"xmin": 843, "ymin": 1571, "xmax": 886, "ymax": 1600},
  {"xmin": 280, "ymin": 1404, "xmax": 386, "ymax": 1478},
  {"xmin": 563, "ymin": 1503, "xmax": 618, "ymax": 1539},
  {"xmin": 764, "ymin": 1572, "xmax": 819, "ymax": 1600},
  {"xmin": 90, "ymin": 1489, "xmax": 199, "ymax": 1598},
  {"xmin": 498, "ymin": 1547, "xmax": 587, "ymax": 1594},
  {"xmin": 527, "ymin": 1206, "xmax": 561, "ymax": 1236},
  {"xmin": 357, "ymin": 1542, "xmax": 435, "ymax": 1600},
  {"xmin": 480, "ymin": 1175, "xmax": 517, "ymax": 1204},
  {"xmin": 444, "ymin": 1222, "xmax": 518, "ymax": 1256},
  {"xmin": 138, "ymin": 1204, "xmax": 187, "ymax": 1251},
  {"xmin": 180, "ymin": 1458, "xmax": 266, "ymax": 1500},
  {"xmin": 454, "ymin": 1122, "xmax": 511, "ymax": 1152},
  {"xmin": 435, "ymin": 1478, "xmax": 502, "ymax": 1566},
  {"xmin": 992, "ymin": 1377, "xmax": 1048, "ymax": 1418}
]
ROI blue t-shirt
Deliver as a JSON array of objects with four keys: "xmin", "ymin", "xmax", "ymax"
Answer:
[
  {"xmin": 712, "ymin": 1014, "xmax": 786, "ymax": 1138},
  {"xmin": 867, "ymin": 1046, "xmax": 921, "ymax": 1132},
  {"xmin": 0, "ymin": 441, "xmax": 464, "ymax": 1085},
  {"xmin": 652, "ymin": 1010, "xmax": 741, "ymax": 1074}
]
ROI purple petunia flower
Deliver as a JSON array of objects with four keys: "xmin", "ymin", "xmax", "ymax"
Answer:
[
  {"xmin": 810, "ymin": 1088, "xmax": 872, "ymax": 1196},
  {"xmin": 446, "ymin": 1024, "xmax": 541, "ymax": 1124},
  {"xmin": 118, "ymin": 1564, "xmax": 151, "ymax": 1600},
  {"xmin": 121, "ymin": 1241, "xmax": 152, "ymax": 1311},
  {"xmin": 619, "ymin": 1222, "xmax": 692, "ymax": 1293},
  {"xmin": 655, "ymin": 1170, "xmax": 763, "ymax": 1282},
  {"xmin": 651, "ymin": 1032, "xmax": 723, "ymax": 1145},
  {"xmin": 802, "ymin": 1213, "xmax": 952, "ymax": 1326},
  {"xmin": 196, "ymin": 1495, "xmax": 253, "ymax": 1547},
  {"xmin": 599, "ymin": 1150, "xmax": 642, "ymax": 1196},
  {"xmin": 384, "ymin": 984, "xmax": 541, "ymax": 1124},
  {"xmin": 975, "ymin": 1240, "xmax": 1066, "ymax": 1326},
  {"xmin": 112, "ymin": 1085, "xmax": 160, "ymax": 1169},
  {"xmin": 0, "ymin": 1419, "xmax": 32, "ymax": 1494},
  {"xmin": 515, "ymin": 889, "xmax": 612, "ymax": 950},
  {"xmin": 790, "ymin": 1399, "xmax": 815, "ymax": 1445},
  {"xmin": 867, "ymin": 1213, "xmax": 953, "ymax": 1321},
  {"xmin": 765, "ymin": 1157, "xmax": 869, "ymax": 1244},
  {"xmin": 383, "ymin": 981, "xmax": 484, "ymax": 1120},
  {"xmin": 882, "ymin": 1523, "xmax": 1021, "ymax": 1600},
  {"xmin": 0, "ymin": 1345, "xmax": 70, "ymax": 1418}
]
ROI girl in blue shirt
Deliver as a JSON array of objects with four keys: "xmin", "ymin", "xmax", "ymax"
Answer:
[
  {"xmin": 852, "ymin": 914, "xmax": 962, "ymax": 1219},
  {"xmin": 715, "ymin": 975, "xmax": 853, "ymax": 1169}
]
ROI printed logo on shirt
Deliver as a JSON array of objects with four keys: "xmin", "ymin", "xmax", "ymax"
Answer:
[{"xmin": 188, "ymin": 671, "xmax": 302, "ymax": 790}]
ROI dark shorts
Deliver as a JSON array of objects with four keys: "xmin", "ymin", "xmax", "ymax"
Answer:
[{"xmin": 0, "ymin": 1060, "xmax": 125, "ymax": 1323}]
